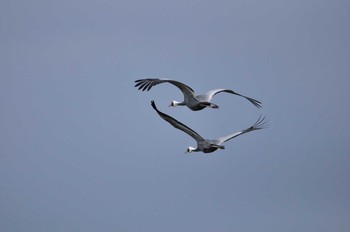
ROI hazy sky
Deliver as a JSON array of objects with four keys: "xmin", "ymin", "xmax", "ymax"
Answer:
[{"xmin": 1, "ymin": 0, "xmax": 350, "ymax": 231}]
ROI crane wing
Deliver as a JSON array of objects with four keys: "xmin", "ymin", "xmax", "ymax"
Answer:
[
  {"xmin": 135, "ymin": 78, "xmax": 196, "ymax": 98},
  {"xmin": 202, "ymin": 88, "xmax": 262, "ymax": 108},
  {"xmin": 151, "ymin": 100, "xmax": 205, "ymax": 142},
  {"xmin": 213, "ymin": 115, "xmax": 268, "ymax": 145}
]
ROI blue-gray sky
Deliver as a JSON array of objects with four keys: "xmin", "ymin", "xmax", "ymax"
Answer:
[{"xmin": 1, "ymin": 0, "xmax": 350, "ymax": 231}]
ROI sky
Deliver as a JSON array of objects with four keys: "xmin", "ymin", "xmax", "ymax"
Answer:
[{"xmin": 1, "ymin": 0, "xmax": 350, "ymax": 231}]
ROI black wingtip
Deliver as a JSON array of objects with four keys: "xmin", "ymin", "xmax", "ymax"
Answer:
[
  {"xmin": 134, "ymin": 79, "xmax": 154, "ymax": 91},
  {"xmin": 134, "ymin": 79, "xmax": 143, "ymax": 87},
  {"xmin": 253, "ymin": 114, "xmax": 269, "ymax": 129},
  {"xmin": 246, "ymin": 97, "xmax": 262, "ymax": 108},
  {"xmin": 229, "ymin": 90, "xmax": 262, "ymax": 108},
  {"xmin": 151, "ymin": 100, "xmax": 157, "ymax": 111}
]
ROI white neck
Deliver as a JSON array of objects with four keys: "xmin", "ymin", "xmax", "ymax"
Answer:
[
  {"xmin": 170, "ymin": 100, "xmax": 184, "ymax": 107},
  {"xmin": 186, "ymin": 146, "xmax": 198, "ymax": 153}
]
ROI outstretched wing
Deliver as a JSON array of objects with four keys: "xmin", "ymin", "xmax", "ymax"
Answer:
[
  {"xmin": 135, "ymin": 78, "xmax": 196, "ymax": 98},
  {"xmin": 151, "ymin": 100, "xmax": 205, "ymax": 142},
  {"xmin": 202, "ymin": 88, "xmax": 262, "ymax": 108},
  {"xmin": 213, "ymin": 115, "xmax": 268, "ymax": 145}
]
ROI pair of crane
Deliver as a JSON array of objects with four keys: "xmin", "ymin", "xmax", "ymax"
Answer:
[{"xmin": 135, "ymin": 78, "xmax": 267, "ymax": 154}]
